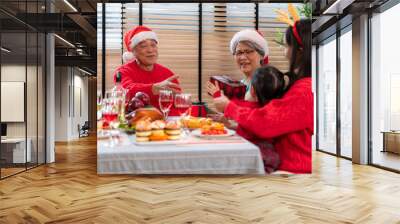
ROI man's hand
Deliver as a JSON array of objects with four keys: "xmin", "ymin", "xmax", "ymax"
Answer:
[{"xmin": 152, "ymin": 74, "xmax": 182, "ymax": 95}]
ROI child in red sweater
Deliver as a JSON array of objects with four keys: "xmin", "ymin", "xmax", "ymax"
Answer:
[
  {"xmin": 209, "ymin": 66, "xmax": 291, "ymax": 173},
  {"xmin": 240, "ymin": 66, "xmax": 293, "ymax": 173}
]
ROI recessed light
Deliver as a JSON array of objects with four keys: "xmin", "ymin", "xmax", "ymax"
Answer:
[
  {"xmin": 63, "ymin": 0, "xmax": 78, "ymax": 12},
  {"xmin": 1, "ymin": 47, "xmax": 11, "ymax": 53},
  {"xmin": 54, "ymin": 34, "xmax": 75, "ymax": 48}
]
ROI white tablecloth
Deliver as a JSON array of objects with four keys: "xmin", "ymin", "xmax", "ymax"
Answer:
[{"xmin": 97, "ymin": 131, "xmax": 265, "ymax": 175}]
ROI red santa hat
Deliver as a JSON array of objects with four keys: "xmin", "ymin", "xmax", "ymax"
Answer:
[
  {"xmin": 122, "ymin": 25, "xmax": 158, "ymax": 63},
  {"xmin": 230, "ymin": 29, "xmax": 269, "ymax": 65}
]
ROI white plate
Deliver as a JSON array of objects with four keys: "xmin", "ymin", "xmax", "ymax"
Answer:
[
  {"xmin": 191, "ymin": 129, "xmax": 235, "ymax": 138},
  {"xmin": 134, "ymin": 133, "xmax": 187, "ymax": 146}
]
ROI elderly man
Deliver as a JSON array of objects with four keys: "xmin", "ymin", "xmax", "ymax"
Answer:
[{"xmin": 113, "ymin": 25, "xmax": 181, "ymax": 113}]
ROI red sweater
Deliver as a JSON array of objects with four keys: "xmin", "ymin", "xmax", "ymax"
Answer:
[
  {"xmin": 114, "ymin": 60, "xmax": 180, "ymax": 116},
  {"xmin": 224, "ymin": 77, "xmax": 313, "ymax": 173}
]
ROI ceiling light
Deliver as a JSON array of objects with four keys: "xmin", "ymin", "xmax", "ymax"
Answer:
[
  {"xmin": 1, "ymin": 47, "xmax": 11, "ymax": 53},
  {"xmin": 78, "ymin": 67, "xmax": 93, "ymax": 76},
  {"xmin": 63, "ymin": 0, "xmax": 78, "ymax": 12},
  {"xmin": 323, "ymin": 0, "xmax": 354, "ymax": 15},
  {"xmin": 54, "ymin": 34, "xmax": 75, "ymax": 48}
]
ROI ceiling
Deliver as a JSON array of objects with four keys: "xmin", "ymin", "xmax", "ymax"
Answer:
[
  {"xmin": 311, "ymin": 0, "xmax": 390, "ymax": 43},
  {"xmin": 0, "ymin": 0, "xmax": 100, "ymax": 74}
]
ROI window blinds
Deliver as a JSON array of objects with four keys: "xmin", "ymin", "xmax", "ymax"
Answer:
[{"xmin": 98, "ymin": 3, "xmax": 297, "ymax": 108}]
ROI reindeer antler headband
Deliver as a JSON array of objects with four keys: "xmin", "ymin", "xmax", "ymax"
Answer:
[{"xmin": 274, "ymin": 4, "xmax": 303, "ymax": 47}]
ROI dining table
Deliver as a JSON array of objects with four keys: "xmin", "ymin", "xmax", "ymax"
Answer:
[{"xmin": 97, "ymin": 127, "xmax": 265, "ymax": 175}]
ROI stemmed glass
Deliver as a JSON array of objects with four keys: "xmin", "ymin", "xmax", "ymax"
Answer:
[
  {"xmin": 97, "ymin": 91, "xmax": 103, "ymax": 121},
  {"xmin": 102, "ymin": 90, "xmax": 124, "ymax": 146},
  {"xmin": 159, "ymin": 90, "xmax": 173, "ymax": 120},
  {"xmin": 175, "ymin": 93, "xmax": 192, "ymax": 136},
  {"xmin": 175, "ymin": 93, "xmax": 192, "ymax": 117},
  {"xmin": 103, "ymin": 91, "xmax": 119, "ymax": 127}
]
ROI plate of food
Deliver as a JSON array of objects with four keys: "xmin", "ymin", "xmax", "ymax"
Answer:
[
  {"xmin": 191, "ymin": 122, "xmax": 235, "ymax": 138},
  {"xmin": 180, "ymin": 116, "xmax": 213, "ymax": 130},
  {"xmin": 134, "ymin": 119, "xmax": 185, "ymax": 145}
]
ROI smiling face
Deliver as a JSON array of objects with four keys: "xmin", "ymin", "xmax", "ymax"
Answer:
[
  {"xmin": 133, "ymin": 39, "xmax": 158, "ymax": 66},
  {"xmin": 233, "ymin": 41, "xmax": 263, "ymax": 78}
]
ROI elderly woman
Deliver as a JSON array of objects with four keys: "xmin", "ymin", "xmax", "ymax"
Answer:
[
  {"xmin": 113, "ymin": 25, "xmax": 181, "ymax": 113},
  {"xmin": 206, "ymin": 29, "xmax": 269, "ymax": 101}
]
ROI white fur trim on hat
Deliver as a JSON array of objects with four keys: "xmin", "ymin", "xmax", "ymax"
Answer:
[
  {"xmin": 122, "ymin": 51, "xmax": 135, "ymax": 63},
  {"xmin": 230, "ymin": 29, "xmax": 269, "ymax": 57},
  {"xmin": 129, "ymin": 31, "xmax": 158, "ymax": 50}
]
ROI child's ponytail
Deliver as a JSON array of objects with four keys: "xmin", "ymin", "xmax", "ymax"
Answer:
[{"xmin": 285, "ymin": 19, "xmax": 311, "ymax": 81}]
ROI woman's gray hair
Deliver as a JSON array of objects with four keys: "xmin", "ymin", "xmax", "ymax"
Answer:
[{"xmin": 235, "ymin": 40, "xmax": 265, "ymax": 58}]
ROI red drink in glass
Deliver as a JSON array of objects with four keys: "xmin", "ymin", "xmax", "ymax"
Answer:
[
  {"xmin": 175, "ymin": 104, "xmax": 190, "ymax": 116},
  {"xmin": 160, "ymin": 100, "xmax": 173, "ymax": 112},
  {"xmin": 102, "ymin": 112, "xmax": 118, "ymax": 122}
]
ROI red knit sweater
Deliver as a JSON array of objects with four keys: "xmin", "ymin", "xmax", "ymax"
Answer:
[
  {"xmin": 224, "ymin": 77, "xmax": 313, "ymax": 173},
  {"xmin": 114, "ymin": 60, "xmax": 180, "ymax": 116}
]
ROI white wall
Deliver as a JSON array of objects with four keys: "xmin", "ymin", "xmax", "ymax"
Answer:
[
  {"xmin": 55, "ymin": 66, "xmax": 69, "ymax": 141},
  {"xmin": 1, "ymin": 65, "xmax": 36, "ymax": 138},
  {"xmin": 54, "ymin": 67, "xmax": 89, "ymax": 141},
  {"xmin": 1, "ymin": 64, "xmax": 46, "ymax": 164}
]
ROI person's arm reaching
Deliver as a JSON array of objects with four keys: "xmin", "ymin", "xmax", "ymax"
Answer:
[
  {"xmin": 151, "ymin": 74, "xmax": 181, "ymax": 95},
  {"xmin": 224, "ymin": 92, "xmax": 313, "ymax": 139}
]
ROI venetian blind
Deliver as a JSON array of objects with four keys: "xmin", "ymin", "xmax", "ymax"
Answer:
[
  {"xmin": 141, "ymin": 3, "xmax": 199, "ymax": 100},
  {"xmin": 98, "ymin": 3, "xmax": 297, "ymax": 108},
  {"xmin": 202, "ymin": 3, "xmax": 256, "ymax": 109},
  {"xmin": 259, "ymin": 3, "xmax": 292, "ymax": 72}
]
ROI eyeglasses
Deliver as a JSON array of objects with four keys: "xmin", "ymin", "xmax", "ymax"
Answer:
[{"xmin": 234, "ymin": 49, "xmax": 256, "ymax": 57}]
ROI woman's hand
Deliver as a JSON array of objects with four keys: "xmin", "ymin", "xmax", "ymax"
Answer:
[
  {"xmin": 208, "ymin": 113, "xmax": 238, "ymax": 130},
  {"xmin": 152, "ymin": 74, "xmax": 182, "ymax": 95},
  {"xmin": 213, "ymin": 91, "xmax": 230, "ymax": 113},
  {"xmin": 206, "ymin": 81, "xmax": 220, "ymax": 97}
]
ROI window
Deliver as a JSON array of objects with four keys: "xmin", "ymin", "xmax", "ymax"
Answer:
[
  {"xmin": 370, "ymin": 3, "xmax": 400, "ymax": 171},
  {"xmin": 339, "ymin": 27, "xmax": 352, "ymax": 158},
  {"xmin": 0, "ymin": 0, "xmax": 46, "ymax": 179},
  {"xmin": 143, "ymin": 3, "xmax": 199, "ymax": 101},
  {"xmin": 317, "ymin": 36, "xmax": 337, "ymax": 154}
]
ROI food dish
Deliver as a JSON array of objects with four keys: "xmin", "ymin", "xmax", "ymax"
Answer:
[
  {"xmin": 165, "ymin": 120, "xmax": 182, "ymax": 137},
  {"xmin": 135, "ymin": 120, "xmax": 182, "ymax": 142},
  {"xmin": 192, "ymin": 129, "xmax": 235, "ymax": 138},
  {"xmin": 126, "ymin": 107, "xmax": 164, "ymax": 128},
  {"xmin": 136, "ymin": 136, "xmax": 149, "ymax": 142},
  {"xmin": 191, "ymin": 121, "xmax": 234, "ymax": 138},
  {"xmin": 135, "ymin": 120, "xmax": 152, "ymax": 138},
  {"xmin": 181, "ymin": 116, "xmax": 212, "ymax": 129}
]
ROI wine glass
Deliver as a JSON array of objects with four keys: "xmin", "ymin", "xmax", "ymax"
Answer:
[
  {"xmin": 97, "ymin": 91, "xmax": 103, "ymax": 121},
  {"xmin": 175, "ymin": 93, "xmax": 192, "ymax": 117},
  {"xmin": 105, "ymin": 90, "xmax": 125, "ymax": 123},
  {"xmin": 102, "ymin": 97, "xmax": 118, "ymax": 127},
  {"xmin": 99, "ymin": 97, "xmax": 118, "ymax": 146},
  {"xmin": 175, "ymin": 93, "xmax": 192, "ymax": 136},
  {"xmin": 159, "ymin": 90, "xmax": 173, "ymax": 120}
]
